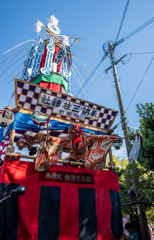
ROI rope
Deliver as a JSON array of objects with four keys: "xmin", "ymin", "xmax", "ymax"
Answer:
[
  {"xmin": 3, "ymin": 39, "xmax": 37, "ymax": 55},
  {"xmin": 72, "ymin": 63, "xmax": 88, "ymax": 92},
  {"xmin": 4, "ymin": 61, "xmax": 24, "ymax": 82},
  {"xmin": 0, "ymin": 44, "xmax": 31, "ymax": 65},
  {"xmin": 71, "ymin": 70, "xmax": 87, "ymax": 95},
  {"xmin": 0, "ymin": 54, "xmax": 27, "ymax": 77},
  {"xmin": 73, "ymin": 55, "xmax": 96, "ymax": 84},
  {"xmin": 7, "ymin": 70, "xmax": 22, "ymax": 84}
]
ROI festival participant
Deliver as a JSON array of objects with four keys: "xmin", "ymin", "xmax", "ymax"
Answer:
[
  {"xmin": 124, "ymin": 223, "xmax": 139, "ymax": 240},
  {"xmin": 35, "ymin": 124, "xmax": 120, "ymax": 171}
]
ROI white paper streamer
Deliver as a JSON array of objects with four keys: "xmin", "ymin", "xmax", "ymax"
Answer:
[
  {"xmin": 47, "ymin": 16, "xmax": 59, "ymax": 25},
  {"xmin": 35, "ymin": 22, "xmax": 42, "ymax": 33},
  {"xmin": 63, "ymin": 38, "xmax": 70, "ymax": 46}
]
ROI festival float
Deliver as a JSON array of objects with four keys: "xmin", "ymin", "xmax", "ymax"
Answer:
[{"xmin": 0, "ymin": 16, "xmax": 124, "ymax": 240}]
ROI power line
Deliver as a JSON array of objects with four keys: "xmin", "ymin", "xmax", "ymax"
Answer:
[
  {"xmin": 125, "ymin": 56, "xmax": 154, "ymax": 113},
  {"xmin": 130, "ymin": 52, "xmax": 154, "ymax": 55},
  {"xmin": 115, "ymin": 0, "xmax": 130, "ymax": 42},
  {"xmin": 81, "ymin": 66, "xmax": 108, "ymax": 98},
  {"xmin": 115, "ymin": 16, "xmax": 154, "ymax": 47},
  {"xmin": 71, "ymin": 45, "xmax": 103, "ymax": 60}
]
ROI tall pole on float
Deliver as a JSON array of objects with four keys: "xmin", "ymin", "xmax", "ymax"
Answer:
[{"xmin": 108, "ymin": 42, "xmax": 129, "ymax": 155}]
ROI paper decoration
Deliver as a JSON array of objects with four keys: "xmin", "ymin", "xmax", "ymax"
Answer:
[{"xmin": 41, "ymin": 38, "xmax": 55, "ymax": 75}]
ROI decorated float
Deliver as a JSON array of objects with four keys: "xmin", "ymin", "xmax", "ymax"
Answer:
[{"xmin": 0, "ymin": 16, "xmax": 124, "ymax": 240}]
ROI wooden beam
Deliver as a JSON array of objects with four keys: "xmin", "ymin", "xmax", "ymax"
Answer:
[
  {"xmin": 36, "ymin": 20, "xmax": 60, "ymax": 41},
  {"xmin": 6, "ymin": 129, "xmax": 15, "ymax": 154},
  {"xmin": 9, "ymin": 129, "xmax": 15, "ymax": 146},
  {"xmin": 5, "ymin": 153, "xmax": 120, "ymax": 170},
  {"xmin": 108, "ymin": 148, "xmax": 113, "ymax": 166}
]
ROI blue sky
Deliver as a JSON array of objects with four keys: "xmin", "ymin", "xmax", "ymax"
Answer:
[{"xmin": 0, "ymin": 0, "xmax": 154, "ymax": 159}]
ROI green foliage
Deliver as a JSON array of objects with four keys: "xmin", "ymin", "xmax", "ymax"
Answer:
[
  {"xmin": 136, "ymin": 102, "xmax": 154, "ymax": 170},
  {"xmin": 115, "ymin": 102, "xmax": 154, "ymax": 224},
  {"xmin": 118, "ymin": 161, "xmax": 154, "ymax": 223},
  {"xmin": 106, "ymin": 155, "xmax": 129, "ymax": 169}
]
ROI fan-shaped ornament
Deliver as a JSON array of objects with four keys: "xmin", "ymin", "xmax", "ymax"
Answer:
[{"xmin": 0, "ymin": 109, "xmax": 14, "ymax": 127}]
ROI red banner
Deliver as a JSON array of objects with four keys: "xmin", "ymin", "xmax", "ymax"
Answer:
[{"xmin": 0, "ymin": 158, "xmax": 123, "ymax": 240}]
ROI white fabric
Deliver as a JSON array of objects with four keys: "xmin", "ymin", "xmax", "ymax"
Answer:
[
  {"xmin": 35, "ymin": 22, "xmax": 42, "ymax": 33},
  {"xmin": 128, "ymin": 135, "xmax": 141, "ymax": 164},
  {"xmin": 63, "ymin": 38, "xmax": 70, "ymax": 46},
  {"xmin": 51, "ymin": 63, "xmax": 57, "ymax": 72},
  {"xmin": 47, "ymin": 16, "xmax": 59, "ymax": 25},
  {"xmin": 47, "ymin": 23, "xmax": 60, "ymax": 35}
]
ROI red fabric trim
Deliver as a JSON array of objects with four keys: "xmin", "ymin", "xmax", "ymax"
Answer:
[
  {"xmin": 1, "ymin": 159, "xmax": 120, "ymax": 191},
  {"xmin": 59, "ymin": 186, "xmax": 79, "ymax": 240},
  {"xmin": 53, "ymin": 46, "xmax": 62, "ymax": 73},
  {"xmin": 17, "ymin": 154, "xmax": 20, "ymax": 161},
  {"xmin": 39, "ymin": 45, "xmax": 47, "ymax": 72},
  {"xmin": 39, "ymin": 81, "xmax": 61, "ymax": 92},
  {"xmin": 95, "ymin": 189, "xmax": 113, "ymax": 240},
  {"xmin": 17, "ymin": 169, "xmax": 40, "ymax": 240}
]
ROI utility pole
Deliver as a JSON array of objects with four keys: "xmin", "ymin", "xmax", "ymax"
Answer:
[
  {"xmin": 108, "ymin": 42, "xmax": 150, "ymax": 240},
  {"xmin": 108, "ymin": 42, "xmax": 129, "ymax": 155}
]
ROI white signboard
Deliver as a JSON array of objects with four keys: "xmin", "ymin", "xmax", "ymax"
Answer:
[{"xmin": 38, "ymin": 93, "xmax": 99, "ymax": 121}]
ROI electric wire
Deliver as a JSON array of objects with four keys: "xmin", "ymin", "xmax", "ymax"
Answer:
[
  {"xmin": 7, "ymin": 71, "xmax": 23, "ymax": 84},
  {"xmin": 107, "ymin": 71, "xmax": 115, "ymax": 109},
  {"xmin": 115, "ymin": 16, "xmax": 154, "ymax": 47},
  {"xmin": 130, "ymin": 51, "xmax": 154, "ymax": 55},
  {"xmin": 73, "ymin": 55, "xmax": 106, "ymax": 78},
  {"xmin": 121, "ymin": 53, "xmax": 132, "ymax": 65},
  {"xmin": 83, "ymin": 42, "xmax": 105, "ymax": 45},
  {"xmin": 81, "ymin": 66, "xmax": 108, "ymax": 98},
  {"xmin": 125, "ymin": 56, "xmax": 154, "ymax": 113},
  {"xmin": 115, "ymin": 0, "xmax": 130, "ymax": 42},
  {"xmin": 71, "ymin": 45, "xmax": 105, "ymax": 60},
  {"xmin": 76, "ymin": 51, "xmax": 108, "ymax": 97}
]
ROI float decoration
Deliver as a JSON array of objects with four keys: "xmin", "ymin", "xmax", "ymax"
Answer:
[{"xmin": 0, "ymin": 109, "xmax": 14, "ymax": 127}]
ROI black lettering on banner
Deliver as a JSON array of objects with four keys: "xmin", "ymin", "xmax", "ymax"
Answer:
[
  {"xmin": 41, "ymin": 94, "xmax": 50, "ymax": 105},
  {"xmin": 72, "ymin": 104, "xmax": 80, "ymax": 113},
  {"xmin": 52, "ymin": 98, "xmax": 62, "ymax": 108},
  {"xmin": 90, "ymin": 110, "xmax": 98, "ymax": 118},
  {"xmin": 63, "ymin": 101, "xmax": 71, "ymax": 110},
  {"xmin": 82, "ymin": 107, "xmax": 91, "ymax": 116}
]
